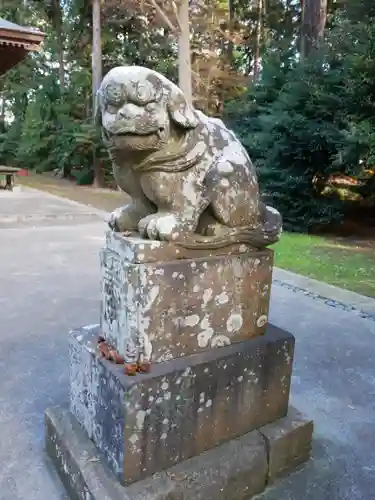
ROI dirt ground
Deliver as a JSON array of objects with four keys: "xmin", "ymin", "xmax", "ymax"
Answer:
[{"xmin": 18, "ymin": 173, "xmax": 129, "ymax": 212}]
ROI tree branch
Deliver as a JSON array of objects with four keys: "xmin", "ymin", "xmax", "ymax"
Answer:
[{"xmin": 149, "ymin": 0, "xmax": 178, "ymax": 32}]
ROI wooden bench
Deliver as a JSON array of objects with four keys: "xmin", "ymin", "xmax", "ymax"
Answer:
[{"xmin": 0, "ymin": 166, "xmax": 21, "ymax": 191}]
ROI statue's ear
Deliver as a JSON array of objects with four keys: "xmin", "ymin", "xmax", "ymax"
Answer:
[{"xmin": 167, "ymin": 86, "xmax": 199, "ymax": 129}]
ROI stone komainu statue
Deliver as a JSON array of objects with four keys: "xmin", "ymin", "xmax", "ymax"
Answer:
[{"xmin": 96, "ymin": 66, "xmax": 282, "ymax": 249}]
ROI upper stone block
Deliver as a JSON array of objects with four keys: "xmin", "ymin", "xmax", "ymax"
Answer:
[{"xmin": 100, "ymin": 231, "xmax": 273, "ymax": 363}]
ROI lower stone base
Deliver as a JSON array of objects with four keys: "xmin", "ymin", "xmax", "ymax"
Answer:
[
  {"xmin": 45, "ymin": 405, "xmax": 313, "ymax": 500},
  {"xmin": 70, "ymin": 323, "xmax": 295, "ymax": 484}
]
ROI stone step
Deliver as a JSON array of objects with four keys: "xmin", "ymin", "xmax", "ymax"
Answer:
[{"xmin": 45, "ymin": 405, "xmax": 313, "ymax": 500}]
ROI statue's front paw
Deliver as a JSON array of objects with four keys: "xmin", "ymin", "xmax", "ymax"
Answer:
[
  {"xmin": 138, "ymin": 213, "xmax": 182, "ymax": 241},
  {"xmin": 108, "ymin": 208, "xmax": 123, "ymax": 232},
  {"xmin": 108, "ymin": 203, "xmax": 150, "ymax": 233}
]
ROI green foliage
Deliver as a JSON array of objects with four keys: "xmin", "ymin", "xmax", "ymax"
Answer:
[
  {"xmin": 0, "ymin": 0, "xmax": 177, "ymax": 186},
  {"xmin": 0, "ymin": 69, "xmax": 110, "ymax": 180},
  {"xmin": 226, "ymin": 4, "xmax": 375, "ymax": 232},
  {"xmin": 227, "ymin": 61, "xmax": 344, "ymax": 231},
  {"xmin": 73, "ymin": 168, "xmax": 95, "ymax": 185}
]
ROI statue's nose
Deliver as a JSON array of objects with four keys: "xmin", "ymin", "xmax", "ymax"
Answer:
[{"xmin": 117, "ymin": 103, "xmax": 143, "ymax": 120}]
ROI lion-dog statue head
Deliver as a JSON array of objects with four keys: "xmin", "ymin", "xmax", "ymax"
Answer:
[{"xmin": 96, "ymin": 66, "xmax": 205, "ymax": 172}]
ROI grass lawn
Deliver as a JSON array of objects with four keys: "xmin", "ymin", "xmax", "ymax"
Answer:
[
  {"xmin": 274, "ymin": 233, "xmax": 375, "ymax": 298},
  {"xmin": 18, "ymin": 173, "xmax": 375, "ymax": 299}
]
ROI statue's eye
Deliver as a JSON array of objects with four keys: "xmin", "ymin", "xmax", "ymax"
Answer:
[
  {"xmin": 105, "ymin": 84, "xmax": 125, "ymax": 107},
  {"xmin": 127, "ymin": 78, "xmax": 163, "ymax": 106},
  {"xmin": 135, "ymin": 83, "xmax": 153, "ymax": 104}
]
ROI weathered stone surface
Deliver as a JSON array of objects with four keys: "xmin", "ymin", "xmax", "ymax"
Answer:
[
  {"xmin": 104, "ymin": 229, "xmax": 271, "ymax": 264},
  {"xmin": 69, "ymin": 324, "xmax": 98, "ymax": 440},
  {"xmin": 45, "ymin": 405, "xmax": 313, "ymax": 500},
  {"xmin": 96, "ymin": 65, "xmax": 282, "ymax": 249},
  {"xmin": 45, "ymin": 405, "xmax": 268, "ymax": 500},
  {"xmin": 69, "ymin": 323, "xmax": 294, "ymax": 485},
  {"xmin": 100, "ymin": 231, "xmax": 273, "ymax": 363},
  {"xmin": 260, "ymin": 406, "xmax": 314, "ymax": 483}
]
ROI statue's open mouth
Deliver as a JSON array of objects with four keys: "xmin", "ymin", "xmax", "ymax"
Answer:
[{"xmin": 107, "ymin": 127, "xmax": 165, "ymax": 139}]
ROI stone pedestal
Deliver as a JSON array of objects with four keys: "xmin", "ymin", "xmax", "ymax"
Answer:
[
  {"xmin": 45, "ymin": 231, "xmax": 313, "ymax": 500},
  {"xmin": 69, "ymin": 323, "xmax": 294, "ymax": 485},
  {"xmin": 46, "ymin": 404, "xmax": 313, "ymax": 500},
  {"xmin": 100, "ymin": 231, "xmax": 273, "ymax": 363}
]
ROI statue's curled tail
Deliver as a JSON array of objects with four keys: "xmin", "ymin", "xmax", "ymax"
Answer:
[{"xmin": 174, "ymin": 204, "xmax": 282, "ymax": 250}]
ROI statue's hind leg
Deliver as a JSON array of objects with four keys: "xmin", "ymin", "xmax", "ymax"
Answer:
[{"xmin": 205, "ymin": 159, "xmax": 260, "ymax": 229}]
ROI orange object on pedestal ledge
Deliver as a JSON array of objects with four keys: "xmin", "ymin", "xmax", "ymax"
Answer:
[{"xmin": 97, "ymin": 336, "xmax": 152, "ymax": 376}]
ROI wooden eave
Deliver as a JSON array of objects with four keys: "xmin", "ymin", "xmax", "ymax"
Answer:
[
  {"xmin": 0, "ymin": 27, "xmax": 44, "ymax": 49},
  {"xmin": 0, "ymin": 19, "xmax": 45, "ymax": 75}
]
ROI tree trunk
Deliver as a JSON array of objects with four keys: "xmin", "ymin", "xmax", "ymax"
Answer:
[
  {"xmin": 92, "ymin": 0, "xmax": 102, "ymax": 114},
  {"xmin": 300, "ymin": 0, "xmax": 327, "ymax": 60},
  {"xmin": 91, "ymin": 0, "xmax": 105, "ymax": 188},
  {"xmin": 178, "ymin": 0, "xmax": 193, "ymax": 104},
  {"xmin": 253, "ymin": 0, "xmax": 263, "ymax": 81},
  {"xmin": 93, "ymin": 157, "xmax": 106, "ymax": 187},
  {"xmin": 0, "ymin": 95, "xmax": 5, "ymax": 133},
  {"xmin": 51, "ymin": 0, "xmax": 65, "ymax": 91},
  {"xmin": 227, "ymin": 0, "xmax": 235, "ymax": 66}
]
